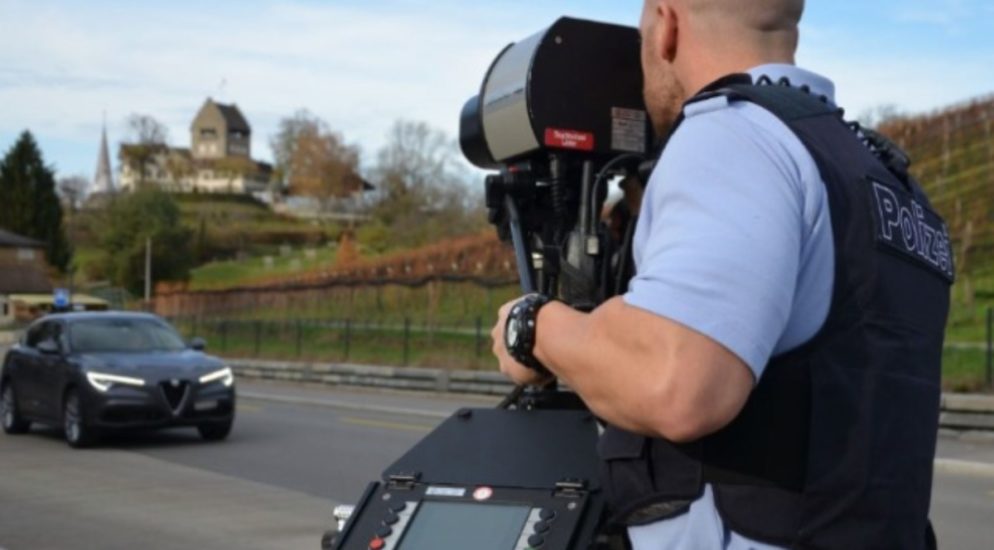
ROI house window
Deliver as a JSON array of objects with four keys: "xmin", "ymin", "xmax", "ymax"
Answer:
[
  {"xmin": 200, "ymin": 128, "xmax": 217, "ymax": 138},
  {"xmin": 17, "ymin": 248, "xmax": 35, "ymax": 261},
  {"xmin": 2, "ymin": 300, "xmax": 7, "ymax": 317}
]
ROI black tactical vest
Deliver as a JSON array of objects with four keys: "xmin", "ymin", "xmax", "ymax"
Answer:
[{"xmin": 598, "ymin": 80, "xmax": 953, "ymax": 549}]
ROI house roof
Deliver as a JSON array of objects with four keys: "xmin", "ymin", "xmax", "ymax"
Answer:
[
  {"xmin": 190, "ymin": 99, "xmax": 252, "ymax": 134},
  {"xmin": 0, "ymin": 264, "xmax": 52, "ymax": 294},
  {"xmin": 0, "ymin": 228, "xmax": 44, "ymax": 248},
  {"xmin": 215, "ymin": 102, "xmax": 251, "ymax": 133}
]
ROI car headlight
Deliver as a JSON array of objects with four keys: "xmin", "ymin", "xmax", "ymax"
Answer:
[
  {"xmin": 199, "ymin": 367, "xmax": 234, "ymax": 387},
  {"xmin": 86, "ymin": 372, "xmax": 146, "ymax": 393}
]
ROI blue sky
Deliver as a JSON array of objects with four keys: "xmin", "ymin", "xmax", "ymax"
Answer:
[{"xmin": 1, "ymin": 0, "xmax": 992, "ymax": 184}]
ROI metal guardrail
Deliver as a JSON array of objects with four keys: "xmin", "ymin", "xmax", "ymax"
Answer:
[
  {"xmin": 941, "ymin": 394, "xmax": 994, "ymax": 432},
  {"xmin": 229, "ymin": 359, "xmax": 514, "ymax": 396},
  {"xmin": 227, "ymin": 358, "xmax": 994, "ymax": 432}
]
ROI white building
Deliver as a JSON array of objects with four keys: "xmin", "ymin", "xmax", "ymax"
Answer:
[{"xmin": 119, "ymin": 99, "xmax": 272, "ymax": 194}]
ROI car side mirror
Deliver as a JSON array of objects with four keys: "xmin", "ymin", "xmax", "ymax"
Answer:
[
  {"xmin": 37, "ymin": 340, "xmax": 61, "ymax": 355},
  {"xmin": 190, "ymin": 337, "xmax": 207, "ymax": 352}
]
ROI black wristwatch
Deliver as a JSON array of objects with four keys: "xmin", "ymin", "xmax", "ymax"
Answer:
[{"xmin": 504, "ymin": 293, "xmax": 553, "ymax": 371}]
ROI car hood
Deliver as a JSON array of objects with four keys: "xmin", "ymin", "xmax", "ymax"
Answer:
[{"xmin": 77, "ymin": 350, "xmax": 227, "ymax": 382}]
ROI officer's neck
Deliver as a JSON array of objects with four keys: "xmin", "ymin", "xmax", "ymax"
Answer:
[{"xmin": 678, "ymin": 50, "xmax": 796, "ymax": 99}]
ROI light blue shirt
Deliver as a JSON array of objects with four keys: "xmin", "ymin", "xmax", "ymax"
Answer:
[{"xmin": 622, "ymin": 64, "xmax": 836, "ymax": 549}]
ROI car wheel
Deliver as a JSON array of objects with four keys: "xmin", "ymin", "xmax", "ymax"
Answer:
[
  {"xmin": 1, "ymin": 383, "xmax": 31, "ymax": 434},
  {"xmin": 63, "ymin": 390, "xmax": 98, "ymax": 448},
  {"xmin": 197, "ymin": 419, "xmax": 233, "ymax": 441}
]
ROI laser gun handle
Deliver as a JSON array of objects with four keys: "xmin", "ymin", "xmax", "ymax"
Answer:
[{"xmin": 504, "ymin": 195, "xmax": 536, "ymax": 294}]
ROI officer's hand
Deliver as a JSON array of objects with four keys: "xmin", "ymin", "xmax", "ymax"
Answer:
[{"xmin": 492, "ymin": 298, "xmax": 555, "ymax": 386}]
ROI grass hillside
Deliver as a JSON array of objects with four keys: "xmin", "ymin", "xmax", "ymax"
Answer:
[
  {"xmin": 72, "ymin": 193, "xmax": 334, "ymax": 286},
  {"xmin": 173, "ymin": 193, "xmax": 330, "ymax": 253},
  {"xmin": 189, "ymin": 244, "xmax": 339, "ymax": 290}
]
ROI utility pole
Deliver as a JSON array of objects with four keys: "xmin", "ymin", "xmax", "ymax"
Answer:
[{"xmin": 144, "ymin": 237, "xmax": 152, "ymax": 304}]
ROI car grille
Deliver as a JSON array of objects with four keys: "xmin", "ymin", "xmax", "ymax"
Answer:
[
  {"xmin": 160, "ymin": 380, "xmax": 190, "ymax": 413},
  {"xmin": 101, "ymin": 407, "xmax": 168, "ymax": 424}
]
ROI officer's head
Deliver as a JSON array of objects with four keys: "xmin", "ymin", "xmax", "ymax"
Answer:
[{"xmin": 639, "ymin": 0, "xmax": 805, "ymax": 133}]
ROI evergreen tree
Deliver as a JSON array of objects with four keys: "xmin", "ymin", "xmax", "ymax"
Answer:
[{"xmin": 0, "ymin": 131, "xmax": 73, "ymax": 271}]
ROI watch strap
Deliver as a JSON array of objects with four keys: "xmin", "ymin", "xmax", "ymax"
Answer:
[{"xmin": 506, "ymin": 293, "xmax": 552, "ymax": 371}]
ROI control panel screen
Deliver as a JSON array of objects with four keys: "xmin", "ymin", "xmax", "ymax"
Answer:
[{"xmin": 398, "ymin": 501, "xmax": 530, "ymax": 550}]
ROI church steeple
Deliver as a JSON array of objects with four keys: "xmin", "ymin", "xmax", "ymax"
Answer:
[{"xmin": 93, "ymin": 118, "xmax": 114, "ymax": 194}]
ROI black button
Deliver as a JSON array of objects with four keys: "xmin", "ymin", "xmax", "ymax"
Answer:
[
  {"xmin": 533, "ymin": 521, "xmax": 550, "ymax": 534},
  {"xmin": 383, "ymin": 513, "xmax": 400, "ymax": 526},
  {"xmin": 527, "ymin": 534, "xmax": 545, "ymax": 548},
  {"xmin": 376, "ymin": 526, "xmax": 393, "ymax": 538},
  {"xmin": 539, "ymin": 509, "xmax": 556, "ymax": 521},
  {"xmin": 390, "ymin": 502, "xmax": 407, "ymax": 513}
]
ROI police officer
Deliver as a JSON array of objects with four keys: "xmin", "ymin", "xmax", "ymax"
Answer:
[{"xmin": 492, "ymin": 0, "xmax": 952, "ymax": 548}]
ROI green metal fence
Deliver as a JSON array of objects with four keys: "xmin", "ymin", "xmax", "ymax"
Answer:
[
  {"xmin": 168, "ymin": 306, "xmax": 994, "ymax": 391},
  {"xmin": 169, "ymin": 316, "xmax": 493, "ymax": 371}
]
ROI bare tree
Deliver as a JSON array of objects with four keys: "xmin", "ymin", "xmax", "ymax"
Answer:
[
  {"xmin": 269, "ymin": 109, "xmax": 326, "ymax": 191},
  {"xmin": 120, "ymin": 114, "xmax": 169, "ymax": 186},
  {"xmin": 126, "ymin": 114, "xmax": 169, "ymax": 145},
  {"xmin": 858, "ymin": 104, "xmax": 905, "ymax": 129},
  {"xmin": 57, "ymin": 175, "xmax": 89, "ymax": 213},
  {"xmin": 289, "ymin": 125, "xmax": 361, "ymax": 212},
  {"xmin": 365, "ymin": 120, "xmax": 485, "ymax": 249},
  {"xmin": 270, "ymin": 110, "xmax": 363, "ymax": 212}
]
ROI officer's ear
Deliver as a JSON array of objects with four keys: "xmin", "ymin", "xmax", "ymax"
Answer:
[
  {"xmin": 641, "ymin": 1, "xmax": 673, "ymax": 65},
  {"xmin": 658, "ymin": 1, "xmax": 680, "ymax": 63}
]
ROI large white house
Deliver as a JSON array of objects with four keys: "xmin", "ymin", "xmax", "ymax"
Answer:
[{"xmin": 119, "ymin": 99, "xmax": 272, "ymax": 194}]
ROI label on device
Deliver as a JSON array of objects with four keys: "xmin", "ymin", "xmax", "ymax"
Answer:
[
  {"xmin": 544, "ymin": 128, "xmax": 595, "ymax": 151},
  {"xmin": 426, "ymin": 486, "xmax": 466, "ymax": 498},
  {"xmin": 611, "ymin": 107, "xmax": 647, "ymax": 153}
]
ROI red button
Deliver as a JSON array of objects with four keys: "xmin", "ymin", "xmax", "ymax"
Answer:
[{"xmin": 369, "ymin": 537, "xmax": 386, "ymax": 550}]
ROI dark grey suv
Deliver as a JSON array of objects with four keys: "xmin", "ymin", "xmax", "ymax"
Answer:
[{"xmin": 1, "ymin": 312, "xmax": 235, "ymax": 448}]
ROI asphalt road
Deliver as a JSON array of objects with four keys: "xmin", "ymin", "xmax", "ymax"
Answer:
[{"xmin": 1, "ymin": 380, "xmax": 992, "ymax": 549}]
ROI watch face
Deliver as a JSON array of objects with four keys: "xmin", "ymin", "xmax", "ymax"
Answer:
[{"xmin": 506, "ymin": 317, "xmax": 520, "ymax": 348}]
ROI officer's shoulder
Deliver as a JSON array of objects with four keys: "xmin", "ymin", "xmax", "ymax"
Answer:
[
  {"xmin": 675, "ymin": 91, "xmax": 798, "ymax": 150},
  {"xmin": 682, "ymin": 94, "xmax": 733, "ymax": 119},
  {"xmin": 663, "ymin": 93, "xmax": 812, "ymax": 183},
  {"xmin": 669, "ymin": 94, "xmax": 770, "ymax": 149}
]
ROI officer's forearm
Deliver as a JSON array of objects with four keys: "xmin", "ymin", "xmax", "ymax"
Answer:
[{"xmin": 534, "ymin": 297, "xmax": 753, "ymax": 442}]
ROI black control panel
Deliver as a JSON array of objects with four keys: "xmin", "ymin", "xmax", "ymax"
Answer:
[
  {"xmin": 340, "ymin": 482, "xmax": 589, "ymax": 550},
  {"xmin": 332, "ymin": 408, "xmax": 605, "ymax": 550}
]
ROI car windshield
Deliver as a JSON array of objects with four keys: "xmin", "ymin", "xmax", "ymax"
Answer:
[{"xmin": 69, "ymin": 318, "xmax": 188, "ymax": 353}]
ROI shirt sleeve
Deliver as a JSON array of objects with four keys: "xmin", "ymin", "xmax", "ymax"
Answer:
[{"xmin": 624, "ymin": 106, "xmax": 807, "ymax": 379}]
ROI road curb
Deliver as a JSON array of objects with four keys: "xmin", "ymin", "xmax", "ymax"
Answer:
[
  {"xmin": 933, "ymin": 458, "xmax": 994, "ymax": 478},
  {"xmin": 239, "ymin": 390, "xmax": 452, "ymax": 419}
]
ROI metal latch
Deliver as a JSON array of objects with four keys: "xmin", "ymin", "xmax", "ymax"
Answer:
[
  {"xmin": 387, "ymin": 472, "xmax": 421, "ymax": 490},
  {"xmin": 554, "ymin": 478, "xmax": 587, "ymax": 498}
]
